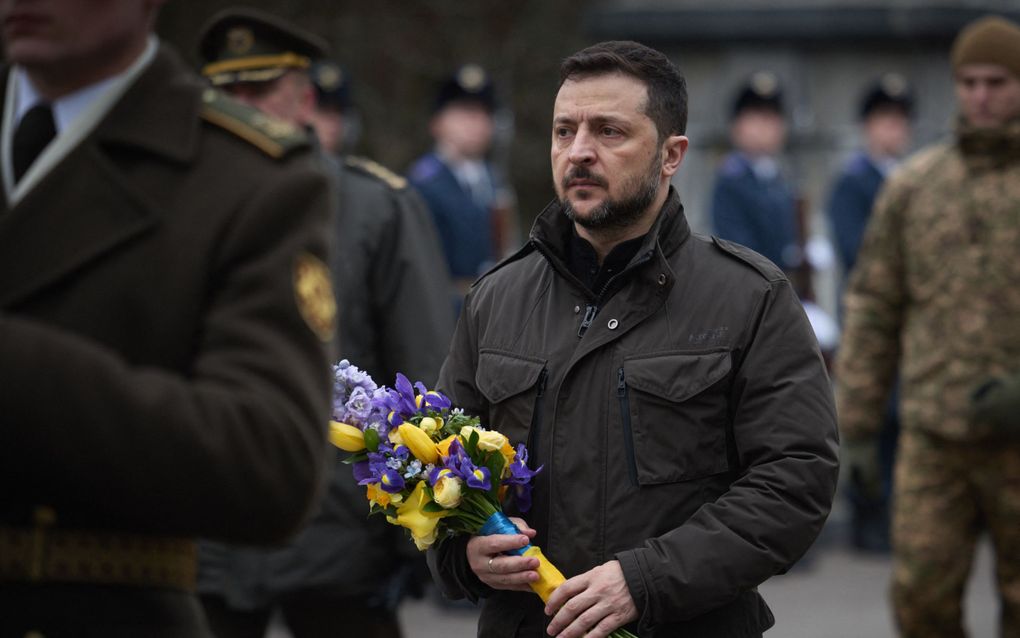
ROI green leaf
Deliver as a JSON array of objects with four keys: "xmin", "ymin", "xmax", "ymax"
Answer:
[
  {"xmin": 466, "ymin": 429, "xmax": 480, "ymax": 456},
  {"xmin": 341, "ymin": 452, "xmax": 369, "ymax": 465},
  {"xmin": 422, "ymin": 501, "xmax": 446, "ymax": 513},
  {"xmin": 364, "ymin": 427, "xmax": 381, "ymax": 452},
  {"xmin": 485, "ymin": 452, "xmax": 505, "ymax": 499}
]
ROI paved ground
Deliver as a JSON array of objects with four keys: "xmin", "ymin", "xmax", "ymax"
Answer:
[{"xmin": 271, "ymin": 522, "xmax": 1000, "ymax": 638}]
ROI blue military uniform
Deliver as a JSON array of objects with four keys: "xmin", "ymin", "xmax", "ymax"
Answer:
[
  {"xmin": 408, "ymin": 151, "xmax": 497, "ymax": 282},
  {"xmin": 711, "ymin": 152, "xmax": 800, "ymax": 272},
  {"xmin": 408, "ymin": 64, "xmax": 504, "ymax": 310},
  {"xmin": 828, "ymin": 152, "xmax": 886, "ymax": 276}
]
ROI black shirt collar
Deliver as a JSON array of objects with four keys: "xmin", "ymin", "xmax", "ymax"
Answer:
[{"xmin": 567, "ymin": 228, "xmax": 647, "ymax": 295}]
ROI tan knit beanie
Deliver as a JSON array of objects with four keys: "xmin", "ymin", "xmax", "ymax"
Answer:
[{"xmin": 951, "ymin": 15, "xmax": 1020, "ymax": 78}]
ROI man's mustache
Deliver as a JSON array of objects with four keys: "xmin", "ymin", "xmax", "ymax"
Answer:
[{"xmin": 562, "ymin": 167, "xmax": 608, "ymax": 190}]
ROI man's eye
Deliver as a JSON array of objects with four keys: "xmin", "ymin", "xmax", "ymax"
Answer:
[
  {"xmin": 601, "ymin": 127, "xmax": 620, "ymax": 137},
  {"xmin": 555, "ymin": 127, "xmax": 572, "ymax": 138}
]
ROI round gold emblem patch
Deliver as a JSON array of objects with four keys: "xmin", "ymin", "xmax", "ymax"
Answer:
[
  {"xmin": 293, "ymin": 253, "xmax": 336, "ymax": 342},
  {"xmin": 226, "ymin": 26, "xmax": 255, "ymax": 55}
]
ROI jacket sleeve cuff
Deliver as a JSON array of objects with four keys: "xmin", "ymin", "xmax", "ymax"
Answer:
[
  {"xmin": 427, "ymin": 534, "xmax": 493, "ymax": 603},
  {"xmin": 616, "ymin": 549, "xmax": 656, "ymax": 633}
]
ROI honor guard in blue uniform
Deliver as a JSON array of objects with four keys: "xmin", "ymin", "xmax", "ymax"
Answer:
[
  {"xmin": 828, "ymin": 73, "xmax": 914, "ymax": 279},
  {"xmin": 408, "ymin": 65, "xmax": 514, "ymax": 309},
  {"xmin": 711, "ymin": 72, "xmax": 802, "ymax": 277},
  {"xmin": 827, "ymin": 73, "xmax": 913, "ymax": 554}
]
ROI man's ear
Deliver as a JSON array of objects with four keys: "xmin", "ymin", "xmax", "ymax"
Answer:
[{"xmin": 661, "ymin": 135, "xmax": 689, "ymax": 177}]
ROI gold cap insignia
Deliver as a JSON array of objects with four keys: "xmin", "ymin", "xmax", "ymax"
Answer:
[
  {"xmin": 315, "ymin": 63, "xmax": 343, "ymax": 90},
  {"xmin": 751, "ymin": 71, "xmax": 779, "ymax": 97},
  {"xmin": 880, "ymin": 72, "xmax": 907, "ymax": 98},
  {"xmin": 293, "ymin": 253, "xmax": 336, "ymax": 342},
  {"xmin": 457, "ymin": 64, "xmax": 487, "ymax": 92},
  {"xmin": 226, "ymin": 26, "xmax": 255, "ymax": 55}
]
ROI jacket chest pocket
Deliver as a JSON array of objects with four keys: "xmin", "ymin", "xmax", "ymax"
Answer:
[
  {"xmin": 619, "ymin": 351, "xmax": 733, "ymax": 485},
  {"xmin": 475, "ymin": 349, "xmax": 548, "ymax": 451}
]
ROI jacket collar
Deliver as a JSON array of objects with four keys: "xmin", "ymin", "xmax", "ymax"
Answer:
[
  {"xmin": 530, "ymin": 186, "xmax": 690, "ymax": 273},
  {"xmin": 0, "ymin": 46, "xmax": 203, "ymax": 307}
]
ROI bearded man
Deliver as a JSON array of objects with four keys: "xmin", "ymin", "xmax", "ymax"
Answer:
[{"xmin": 427, "ymin": 40, "xmax": 839, "ymax": 638}]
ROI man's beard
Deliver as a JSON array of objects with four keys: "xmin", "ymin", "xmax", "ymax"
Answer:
[{"xmin": 560, "ymin": 152, "xmax": 662, "ymax": 231}]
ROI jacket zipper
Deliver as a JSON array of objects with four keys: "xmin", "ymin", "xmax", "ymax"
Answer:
[
  {"xmin": 617, "ymin": 367, "xmax": 639, "ymax": 487},
  {"xmin": 577, "ymin": 304, "xmax": 598, "ymax": 338},
  {"xmin": 527, "ymin": 368, "xmax": 549, "ymax": 458},
  {"xmin": 576, "ymin": 250, "xmax": 656, "ymax": 339}
]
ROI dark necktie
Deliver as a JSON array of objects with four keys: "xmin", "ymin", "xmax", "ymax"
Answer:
[{"xmin": 13, "ymin": 103, "xmax": 56, "ymax": 183}]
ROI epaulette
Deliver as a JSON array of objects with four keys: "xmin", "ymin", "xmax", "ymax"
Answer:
[
  {"xmin": 710, "ymin": 236, "xmax": 785, "ymax": 282},
  {"xmin": 344, "ymin": 155, "xmax": 408, "ymax": 190},
  {"xmin": 199, "ymin": 88, "xmax": 308, "ymax": 159}
]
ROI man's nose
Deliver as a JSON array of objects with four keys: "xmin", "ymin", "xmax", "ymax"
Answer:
[{"xmin": 568, "ymin": 129, "xmax": 596, "ymax": 165}]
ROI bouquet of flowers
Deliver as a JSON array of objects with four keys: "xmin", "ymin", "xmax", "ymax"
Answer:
[{"xmin": 327, "ymin": 360, "xmax": 638, "ymax": 638}]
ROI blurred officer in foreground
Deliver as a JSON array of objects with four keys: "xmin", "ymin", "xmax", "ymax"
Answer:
[
  {"xmin": 837, "ymin": 15, "xmax": 1020, "ymax": 637},
  {"xmin": 408, "ymin": 65, "xmax": 517, "ymax": 309},
  {"xmin": 196, "ymin": 8, "xmax": 453, "ymax": 638},
  {"xmin": 827, "ymin": 74, "xmax": 914, "ymax": 554},
  {"xmin": 711, "ymin": 72, "xmax": 803, "ymax": 284},
  {"xmin": 0, "ymin": 0, "xmax": 335, "ymax": 636}
]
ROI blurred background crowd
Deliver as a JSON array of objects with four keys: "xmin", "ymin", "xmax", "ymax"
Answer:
[{"xmin": 152, "ymin": 1, "xmax": 1019, "ymax": 636}]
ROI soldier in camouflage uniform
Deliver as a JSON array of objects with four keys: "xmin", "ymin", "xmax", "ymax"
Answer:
[{"xmin": 836, "ymin": 15, "xmax": 1020, "ymax": 638}]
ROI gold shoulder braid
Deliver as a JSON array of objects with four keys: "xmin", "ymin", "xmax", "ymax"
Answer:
[
  {"xmin": 200, "ymin": 88, "xmax": 308, "ymax": 158},
  {"xmin": 344, "ymin": 155, "xmax": 408, "ymax": 190}
]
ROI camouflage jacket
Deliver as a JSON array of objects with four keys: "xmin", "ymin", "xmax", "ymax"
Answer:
[{"xmin": 836, "ymin": 118, "xmax": 1020, "ymax": 441}]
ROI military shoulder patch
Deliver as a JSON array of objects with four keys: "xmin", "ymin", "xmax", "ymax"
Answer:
[
  {"xmin": 200, "ymin": 88, "xmax": 309, "ymax": 159},
  {"xmin": 344, "ymin": 155, "xmax": 408, "ymax": 190},
  {"xmin": 293, "ymin": 252, "xmax": 337, "ymax": 342}
]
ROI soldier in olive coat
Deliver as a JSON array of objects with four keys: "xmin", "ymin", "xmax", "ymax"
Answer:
[
  {"xmin": 0, "ymin": 1, "xmax": 335, "ymax": 636},
  {"xmin": 194, "ymin": 9, "xmax": 453, "ymax": 638}
]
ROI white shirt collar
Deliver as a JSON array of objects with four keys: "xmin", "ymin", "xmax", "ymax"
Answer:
[
  {"xmin": 14, "ymin": 66, "xmax": 124, "ymax": 135},
  {"xmin": 3, "ymin": 35, "xmax": 159, "ymax": 205}
]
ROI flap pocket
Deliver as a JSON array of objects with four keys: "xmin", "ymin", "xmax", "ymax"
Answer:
[
  {"xmin": 624, "ymin": 351, "xmax": 731, "ymax": 401},
  {"xmin": 476, "ymin": 349, "xmax": 546, "ymax": 403}
]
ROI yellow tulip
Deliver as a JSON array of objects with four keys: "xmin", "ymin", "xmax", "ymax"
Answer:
[
  {"xmin": 386, "ymin": 481, "xmax": 448, "ymax": 550},
  {"xmin": 329, "ymin": 420, "xmax": 366, "ymax": 452},
  {"xmin": 398, "ymin": 423, "xmax": 440, "ymax": 464},
  {"xmin": 388, "ymin": 428, "xmax": 404, "ymax": 447}
]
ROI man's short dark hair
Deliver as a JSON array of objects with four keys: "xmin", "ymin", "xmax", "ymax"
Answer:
[{"xmin": 559, "ymin": 40, "xmax": 688, "ymax": 139}]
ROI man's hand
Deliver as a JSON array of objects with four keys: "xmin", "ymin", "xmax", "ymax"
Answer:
[
  {"xmin": 970, "ymin": 374, "xmax": 1020, "ymax": 439},
  {"xmin": 466, "ymin": 517, "xmax": 539, "ymax": 592},
  {"xmin": 544, "ymin": 559, "xmax": 638, "ymax": 638},
  {"xmin": 843, "ymin": 437, "xmax": 882, "ymax": 501}
]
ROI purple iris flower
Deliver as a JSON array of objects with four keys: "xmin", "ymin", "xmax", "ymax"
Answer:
[
  {"xmin": 414, "ymin": 382, "xmax": 452, "ymax": 410},
  {"xmin": 352, "ymin": 461, "xmax": 373, "ymax": 484},
  {"xmin": 378, "ymin": 468, "xmax": 405, "ymax": 494},
  {"xmin": 502, "ymin": 444, "xmax": 543, "ymax": 512},
  {"xmin": 465, "ymin": 465, "xmax": 491, "ymax": 491}
]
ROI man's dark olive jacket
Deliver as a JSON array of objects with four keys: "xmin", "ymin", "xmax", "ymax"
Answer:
[{"xmin": 429, "ymin": 188, "xmax": 839, "ymax": 637}]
